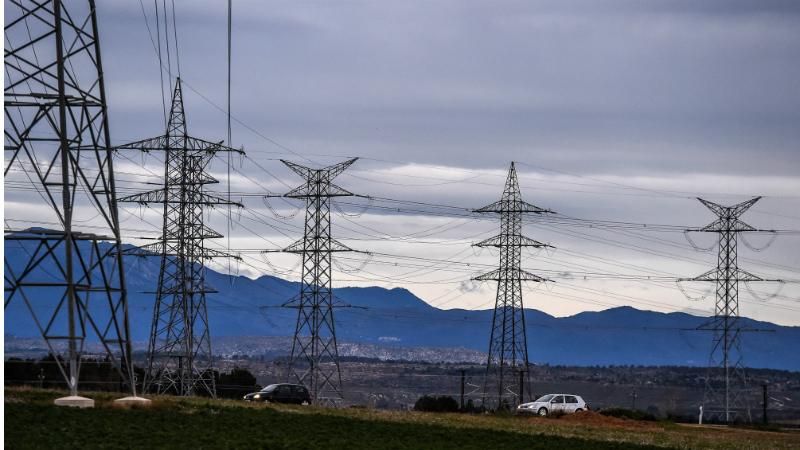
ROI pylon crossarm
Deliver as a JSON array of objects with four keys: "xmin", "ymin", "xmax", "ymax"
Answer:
[
  {"xmin": 730, "ymin": 197, "xmax": 762, "ymax": 216},
  {"xmin": 323, "ymin": 158, "xmax": 359, "ymax": 179},
  {"xmin": 115, "ymin": 135, "xmax": 244, "ymax": 155},
  {"xmin": 679, "ymin": 268, "xmax": 720, "ymax": 282},
  {"xmin": 280, "ymin": 160, "xmax": 314, "ymax": 179},
  {"xmin": 473, "ymin": 268, "xmax": 549, "ymax": 284},
  {"xmin": 197, "ymin": 225, "xmax": 225, "ymax": 239},
  {"xmin": 284, "ymin": 182, "xmax": 354, "ymax": 199},
  {"xmin": 474, "ymin": 200, "xmax": 552, "ymax": 214},
  {"xmin": 697, "ymin": 198, "xmax": 727, "ymax": 217},
  {"xmin": 680, "ymin": 268, "xmax": 776, "ymax": 283},
  {"xmin": 694, "ymin": 324, "xmax": 776, "ymax": 333},
  {"xmin": 4, "ymin": 229, "xmax": 116, "ymax": 242},
  {"xmin": 118, "ymin": 188, "xmax": 164, "ymax": 204},
  {"xmin": 694, "ymin": 221, "xmax": 758, "ymax": 233},
  {"xmin": 474, "ymin": 234, "xmax": 552, "ymax": 248},
  {"xmin": 119, "ymin": 190, "xmax": 243, "ymax": 208},
  {"xmin": 122, "ymin": 243, "xmax": 162, "ymax": 257},
  {"xmin": 734, "ymin": 269, "xmax": 768, "ymax": 283},
  {"xmin": 280, "ymin": 237, "xmax": 354, "ymax": 253},
  {"xmin": 123, "ymin": 240, "xmax": 235, "ymax": 260}
]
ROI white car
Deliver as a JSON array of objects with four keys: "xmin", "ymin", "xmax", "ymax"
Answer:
[{"xmin": 517, "ymin": 394, "xmax": 588, "ymax": 416}]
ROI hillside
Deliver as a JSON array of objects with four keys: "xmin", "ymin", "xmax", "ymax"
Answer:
[{"xmin": 5, "ymin": 237, "xmax": 800, "ymax": 370}]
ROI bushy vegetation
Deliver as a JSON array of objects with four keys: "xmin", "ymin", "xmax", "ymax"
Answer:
[
  {"xmin": 216, "ymin": 367, "xmax": 260, "ymax": 399},
  {"xmin": 4, "ymin": 357, "xmax": 259, "ymax": 399},
  {"xmin": 4, "ymin": 356, "xmax": 136, "ymax": 392},
  {"xmin": 462, "ymin": 398, "xmax": 485, "ymax": 414},
  {"xmin": 413, "ymin": 395, "xmax": 460, "ymax": 412}
]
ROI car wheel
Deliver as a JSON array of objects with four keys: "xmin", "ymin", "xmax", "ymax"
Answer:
[
  {"xmin": 575, "ymin": 408, "xmax": 583, "ymax": 413},
  {"xmin": 537, "ymin": 407, "xmax": 548, "ymax": 416}
]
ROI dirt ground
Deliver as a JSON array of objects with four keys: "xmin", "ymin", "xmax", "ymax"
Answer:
[{"xmin": 556, "ymin": 410, "xmax": 658, "ymax": 429}]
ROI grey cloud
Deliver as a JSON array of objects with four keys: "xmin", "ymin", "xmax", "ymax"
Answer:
[
  {"xmin": 7, "ymin": 1, "xmax": 798, "ymax": 324},
  {"xmin": 458, "ymin": 280, "xmax": 482, "ymax": 294}
]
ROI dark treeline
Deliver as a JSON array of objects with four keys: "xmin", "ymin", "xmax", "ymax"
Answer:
[{"xmin": 4, "ymin": 357, "xmax": 259, "ymax": 399}]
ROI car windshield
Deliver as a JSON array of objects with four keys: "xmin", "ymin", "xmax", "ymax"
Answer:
[
  {"xmin": 260, "ymin": 384, "xmax": 278, "ymax": 392},
  {"xmin": 535, "ymin": 394, "xmax": 555, "ymax": 402}
]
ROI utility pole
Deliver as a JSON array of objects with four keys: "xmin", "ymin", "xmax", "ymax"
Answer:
[
  {"xmin": 762, "ymin": 384, "xmax": 768, "ymax": 425},
  {"xmin": 630, "ymin": 389, "xmax": 638, "ymax": 410},
  {"xmin": 473, "ymin": 162, "xmax": 553, "ymax": 409},
  {"xmin": 266, "ymin": 158, "xmax": 359, "ymax": 406},
  {"xmin": 117, "ymin": 79, "xmax": 244, "ymax": 397},
  {"xmin": 460, "ymin": 370, "xmax": 466, "ymax": 410},
  {"xmin": 4, "ymin": 0, "xmax": 135, "ymax": 406},
  {"xmin": 683, "ymin": 197, "xmax": 779, "ymax": 424}
]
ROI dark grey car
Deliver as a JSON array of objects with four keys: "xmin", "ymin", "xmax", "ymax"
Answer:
[{"xmin": 243, "ymin": 383, "xmax": 311, "ymax": 405}]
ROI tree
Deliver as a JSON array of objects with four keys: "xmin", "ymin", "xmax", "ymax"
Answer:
[
  {"xmin": 216, "ymin": 367, "xmax": 259, "ymax": 399},
  {"xmin": 414, "ymin": 395, "xmax": 460, "ymax": 412}
]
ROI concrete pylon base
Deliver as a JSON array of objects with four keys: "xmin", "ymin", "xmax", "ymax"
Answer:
[
  {"xmin": 114, "ymin": 396, "xmax": 152, "ymax": 407},
  {"xmin": 54, "ymin": 395, "xmax": 95, "ymax": 408}
]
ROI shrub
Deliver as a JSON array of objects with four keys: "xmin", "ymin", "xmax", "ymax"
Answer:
[
  {"xmin": 215, "ymin": 367, "xmax": 259, "ymax": 399},
  {"xmin": 414, "ymin": 395, "xmax": 460, "ymax": 413},
  {"xmin": 462, "ymin": 399, "xmax": 485, "ymax": 414}
]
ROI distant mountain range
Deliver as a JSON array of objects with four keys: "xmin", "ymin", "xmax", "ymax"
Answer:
[{"xmin": 5, "ymin": 236, "xmax": 799, "ymax": 370}]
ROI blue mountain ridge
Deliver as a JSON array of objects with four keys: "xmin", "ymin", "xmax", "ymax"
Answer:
[{"xmin": 5, "ymin": 237, "xmax": 799, "ymax": 370}]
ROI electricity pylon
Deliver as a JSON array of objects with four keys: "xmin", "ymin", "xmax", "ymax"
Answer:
[
  {"xmin": 4, "ymin": 0, "xmax": 136, "ymax": 401},
  {"xmin": 683, "ymin": 197, "xmax": 778, "ymax": 423},
  {"xmin": 267, "ymin": 158, "xmax": 358, "ymax": 405},
  {"xmin": 473, "ymin": 162, "xmax": 553, "ymax": 409},
  {"xmin": 117, "ymin": 78, "xmax": 243, "ymax": 397}
]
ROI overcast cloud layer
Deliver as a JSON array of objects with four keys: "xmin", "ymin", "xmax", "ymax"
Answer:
[{"xmin": 5, "ymin": 1, "xmax": 799, "ymax": 325}]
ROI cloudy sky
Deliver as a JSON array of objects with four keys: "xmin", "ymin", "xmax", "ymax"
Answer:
[{"xmin": 6, "ymin": 0, "xmax": 800, "ymax": 325}]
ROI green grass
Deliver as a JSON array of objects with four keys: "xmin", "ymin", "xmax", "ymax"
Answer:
[
  {"xmin": 5, "ymin": 388, "xmax": 799, "ymax": 449},
  {"xmin": 6, "ymin": 405, "xmax": 659, "ymax": 450},
  {"xmin": 2, "ymin": 390, "xmax": 654, "ymax": 450}
]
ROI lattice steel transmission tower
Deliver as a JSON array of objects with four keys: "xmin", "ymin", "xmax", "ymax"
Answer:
[
  {"xmin": 117, "ymin": 78, "xmax": 243, "ymax": 397},
  {"xmin": 473, "ymin": 162, "xmax": 553, "ymax": 408},
  {"xmin": 4, "ymin": 0, "xmax": 136, "ymax": 401},
  {"xmin": 684, "ymin": 197, "xmax": 777, "ymax": 423},
  {"xmin": 268, "ymin": 158, "xmax": 358, "ymax": 405}
]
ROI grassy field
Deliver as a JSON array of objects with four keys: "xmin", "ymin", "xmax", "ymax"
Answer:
[{"xmin": 4, "ymin": 388, "xmax": 799, "ymax": 449}]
